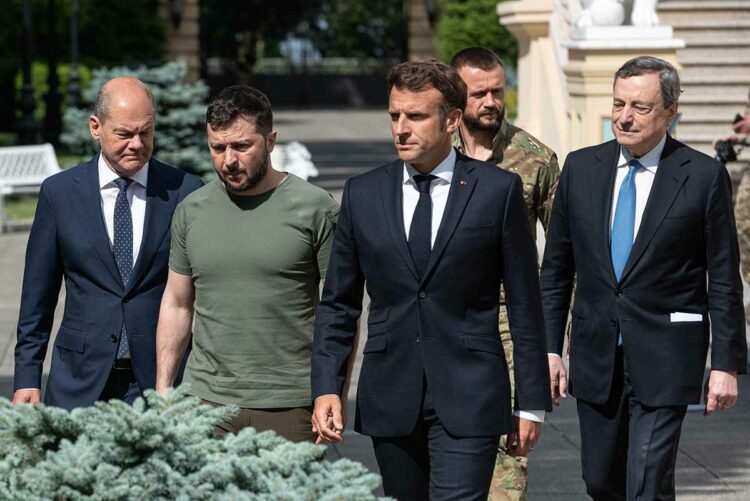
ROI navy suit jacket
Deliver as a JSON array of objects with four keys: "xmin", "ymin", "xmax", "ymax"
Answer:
[
  {"xmin": 541, "ymin": 135, "xmax": 747, "ymax": 407},
  {"xmin": 13, "ymin": 155, "xmax": 203, "ymax": 409},
  {"xmin": 312, "ymin": 151, "xmax": 552, "ymax": 438}
]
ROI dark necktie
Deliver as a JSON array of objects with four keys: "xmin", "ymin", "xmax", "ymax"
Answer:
[
  {"xmin": 408, "ymin": 174, "xmax": 436, "ymax": 279},
  {"xmin": 113, "ymin": 177, "xmax": 133, "ymax": 358}
]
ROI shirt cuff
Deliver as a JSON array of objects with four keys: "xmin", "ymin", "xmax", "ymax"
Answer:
[
  {"xmin": 548, "ymin": 353, "xmax": 562, "ymax": 358},
  {"xmin": 513, "ymin": 409, "xmax": 545, "ymax": 423}
]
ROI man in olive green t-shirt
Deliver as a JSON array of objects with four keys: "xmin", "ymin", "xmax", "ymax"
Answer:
[{"xmin": 155, "ymin": 86, "xmax": 339, "ymax": 442}]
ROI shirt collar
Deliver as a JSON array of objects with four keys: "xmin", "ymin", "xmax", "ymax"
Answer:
[
  {"xmin": 403, "ymin": 147, "xmax": 456, "ymax": 186},
  {"xmin": 97, "ymin": 153, "xmax": 149, "ymax": 189},
  {"xmin": 617, "ymin": 134, "xmax": 666, "ymax": 174}
]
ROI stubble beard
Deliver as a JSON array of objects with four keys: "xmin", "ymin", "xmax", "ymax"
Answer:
[
  {"xmin": 222, "ymin": 151, "xmax": 269, "ymax": 194},
  {"xmin": 463, "ymin": 108, "xmax": 504, "ymax": 134}
]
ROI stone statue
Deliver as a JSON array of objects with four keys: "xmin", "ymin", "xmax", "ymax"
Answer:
[{"xmin": 576, "ymin": 0, "xmax": 660, "ymax": 28}]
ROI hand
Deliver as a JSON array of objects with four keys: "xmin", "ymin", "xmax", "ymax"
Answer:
[
  {"xmin": 12, "ymin": 389, "xmax": 41, "ymax": 405},
  {"xmin": 732, "ymin": 115, "xmax": 750, "ymax": 135},
  {"xmin": 714, "ymin": 133, "xmax": 748, "ymax": 147},
  {"xmin": 506, "ymin": 417, "xmax": 541, "ymax": 457},
  {"xmin": 312, "ymin": 394, "xmax": 346, "ymax": 444},
  {"xmin": 549, "ymin": 354, "xmax": 568, "ymax": 406},
  {"xmin": 703, "ymin": 370, "xmax": 738, "ymax": 417}
]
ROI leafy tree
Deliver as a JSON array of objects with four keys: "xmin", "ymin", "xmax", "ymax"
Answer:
[
  {"xmin": 434, "ymin": 0, "xmax": 518, "ymax": 67},
  {"xmin": 307, "ymin": 0, "xmax": 406, "ymax": 60},
  {"xmin": 200, "ymin": 0, "xmax": 322, "ymax": 76},
  {"xmin": 0, "ymin": 386, "xmax": 383, "ymax": 499}
]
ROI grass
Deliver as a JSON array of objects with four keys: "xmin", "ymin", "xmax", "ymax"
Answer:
[
  {"xmin": 3, "ymin": 196, "xmax": 38, "ymax": 222},
  {"xmin": 0, "ymin": 133, "xmax": 15, "ymax": 147}
]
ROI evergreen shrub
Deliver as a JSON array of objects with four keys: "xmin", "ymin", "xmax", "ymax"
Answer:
[
  {"xmin": 0, "ymin": 387, "xmax": 383, "ymax": 500},
  {"xmin": 60, "ymin": 62, "xmax": 213, "ymax": 179}
]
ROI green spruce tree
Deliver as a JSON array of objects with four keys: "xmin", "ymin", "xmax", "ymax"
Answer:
[
  {"xmin": 0, "ymin": 387, "xmax": 383, "ymax": 500},
  {"xmin": 60, "ymin": 61, "xmax": 213, "ymax": 179}
]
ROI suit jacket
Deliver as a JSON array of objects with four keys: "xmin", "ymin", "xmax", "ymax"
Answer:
[
  {"xmin": 541, "ymin": 135, "xmax": 748, "ymax": 407},
  {"xmin": 14, "ymin": 155, "xmax": 203, "ymax": 409},
  {"xmin": 312, "ymin": 150, "xmax": 551, "ymax": 438}
]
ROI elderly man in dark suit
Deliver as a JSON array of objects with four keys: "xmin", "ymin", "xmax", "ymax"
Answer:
[
  {"xmin": 311, "ymin": 60, "xmax": 551, "ymax": 500},
  {"xmin": 13, "ymin": 77, "xmax": 202, "ymax": 409},
  {"xmin": 542, "ymin": 56, "xmax": 747, "ymax": 500}
]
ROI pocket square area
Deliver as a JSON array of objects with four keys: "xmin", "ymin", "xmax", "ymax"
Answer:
[{"xmin": 670, "ymin": 312, "xmax": 703, "ymax": 322}]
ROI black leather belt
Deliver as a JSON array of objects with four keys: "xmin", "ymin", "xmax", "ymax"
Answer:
[{"xmin": 113, "ymin": 358, "xmax": 132, "ymax": 370}]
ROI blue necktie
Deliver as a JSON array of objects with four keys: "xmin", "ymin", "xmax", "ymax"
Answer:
[
  {"xmin": 611, "ymin": 159, "xmax": 641, "ymax": 280},
  {"xmin": 408, "ymin": 174, "xmax": 436, "ymax": 279},
  {"xmin": 113, "ymin": 177, "xmax": 133, "ymax": 359},
  {"xmin": 611, "ymin": 159, "xmax": 640, "ymax": 345}
]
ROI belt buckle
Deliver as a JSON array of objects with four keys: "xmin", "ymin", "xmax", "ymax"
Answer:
[{"xmin": 113, "ymin": 358, "xmax": 132, "ymax": 370}]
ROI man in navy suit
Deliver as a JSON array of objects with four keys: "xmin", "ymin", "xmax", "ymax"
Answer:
[
  {"xmin": 13, "ymin": 77, "xmax": 203, "ymax": 409},
  {"xmin": 542, "ymin": 56, "xmax": 747, "ymax": 500},
  {"xmin": 311, "ymin": 61, "xmax": 551, "ymax": 500}
]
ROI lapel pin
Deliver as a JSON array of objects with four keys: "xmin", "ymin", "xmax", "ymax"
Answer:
[{"xmin": 459, "ymin": 180, "xmax": 467, "ymax": 186}]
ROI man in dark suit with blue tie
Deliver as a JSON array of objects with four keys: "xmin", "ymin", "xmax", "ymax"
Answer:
[
  {"xmin": 311, "ymin": 61, "xmax": 551, "ymax": 500},
  {"xmin": 13, "ymin": 77, "xmax": 203, "ymax": 409},
  {"xmin": 542, "ymin": 56, "xmax": 747, "ymax": 500}
]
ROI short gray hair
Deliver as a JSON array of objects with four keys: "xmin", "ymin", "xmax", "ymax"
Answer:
[{"xmin": 614, "ymin": 56, "xmax": 682, "ymax": 109}]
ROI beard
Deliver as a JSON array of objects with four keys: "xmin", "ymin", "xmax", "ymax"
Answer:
[
  {"xmin": 220, "ymin": 150, "xmax": 269, "ymax": 194},
  {"xmin": 463, "ymin": 108, "xmax": 504, "ymax": 133}
]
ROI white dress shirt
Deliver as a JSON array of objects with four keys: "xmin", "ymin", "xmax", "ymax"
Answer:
[
  {"xmin": 402, "ymin": 147, "xmax": 545, "ymax": 423},
  {"xmin": 98, "ymin": 155, "xmax": 148, "ymax": 264},
  {"xmin": 402, "ymin": 148, "xmax": 455, "ymax": 246},
  {"xmin": 610, "ymin": 134, "xmax": 665, "ymax": 237}
]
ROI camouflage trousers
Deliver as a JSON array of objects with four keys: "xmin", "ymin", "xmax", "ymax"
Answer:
[
  {"xmin": 735, "ymin": 169, "xmax": 750, "ymax": 319},
  {"xmin": 488, "ymin": 306, "xmax": 528, "ymax": 501}
]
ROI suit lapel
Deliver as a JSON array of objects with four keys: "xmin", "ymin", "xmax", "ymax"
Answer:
[
  {"xmin": 380, "ymin": 160, "xmax": 420, "ymax": 282},
  {"xmin": 422, "ymin": 155, "xmax": 476, "ymax": 283},
  {"xmin": 71, "ymin": 156, "xmax": 123, "ymax": 288},
  {"xmin": 590, "ymin": 141, "xmax": 620, "ymax": 285},
  {"xmin": 619, "ymin": 136, "xmax": 689, "ymax": 282},
  {"xmin": 125, "ymin": 160, "xmax": 178, "ymax": 296}
]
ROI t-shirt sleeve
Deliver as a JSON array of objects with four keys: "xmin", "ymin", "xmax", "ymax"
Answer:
[
  {"xmin": 313, "ymin": 194, "xmax": 340, "ymax": 280},
  {"xmin": 169, "ymin": 202, "xmax": 192, "ymax": 275}
]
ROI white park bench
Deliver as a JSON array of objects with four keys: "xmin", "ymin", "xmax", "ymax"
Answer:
[{"xmin": 0, "ymin": 143, "xmax": 61, "ymax": 232}]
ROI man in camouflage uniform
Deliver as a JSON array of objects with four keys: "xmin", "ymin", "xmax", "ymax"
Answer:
[
  {"xmin": 451, "ymin": 47, "xmax": 560, "ymax": 501},
  {"xmin": 720, "ymin": 114, "xmax": 750, "ymax": 296}
]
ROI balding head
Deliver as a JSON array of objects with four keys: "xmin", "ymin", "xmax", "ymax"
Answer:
[
  {"xmin": 94, "ymin": 77, "xmax": 156, "ymax": 123},
  {"xmin": 89, "ymin": 77, "xmax": 156, "ymax": 177}
]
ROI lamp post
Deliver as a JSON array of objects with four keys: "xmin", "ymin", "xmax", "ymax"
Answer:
[
  {"xmin": 44, "ymin": 0, "xmax": 62, "ymax": 145},
  {"xmin": 17, "ymin": 0, "xmax": 39, "ymax": 145},
  {"xmin": 66, "ymin": 0, "xmax": 81, "ymax": 108}
]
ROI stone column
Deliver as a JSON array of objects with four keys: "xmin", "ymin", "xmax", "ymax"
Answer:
[
  {"xmin": 158, "ymin": 0, "xmax": 200, "ymax": 82},
  {"xmin": 563, "ymin": 26, "xmax": 684, "ymax": 151},
  {"xmin": 498, "ymin": 0, "xmax": 567, "ymax": 159}
]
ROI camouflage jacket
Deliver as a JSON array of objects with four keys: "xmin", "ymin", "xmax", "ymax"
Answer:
[{"xmin": 453, "ymin": 118, "xmax": 560, "ymax": 237}]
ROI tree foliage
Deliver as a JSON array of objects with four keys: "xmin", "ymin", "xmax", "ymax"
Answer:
[
  {"xmin": 0, "ymin": 386, "xmax": 383, "ymax": 500},
  {"xmin": 60, "ymin": 61, "xmax": 213, "ymax": 178},
  {"xmin": 307, "ymin": 0, "xmax": 406, "ymax": 60},
  {"xmin": 435, "ymin": 0, "xmax": 518, "ymax": 67}
]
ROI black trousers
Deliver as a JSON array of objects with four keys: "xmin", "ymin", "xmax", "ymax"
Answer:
[
  {"xmin": 371, "ymin": 384, "xmax": 499, "ymax": 501},
  {"xmin": 99, "ymin": 365, "xmax": 141, "ymax": 404},
  {"xmin": 577, "ymin": 348, "xmax": 688, "ymax": 501}
]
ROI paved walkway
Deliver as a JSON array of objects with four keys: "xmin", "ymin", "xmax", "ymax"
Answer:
[{"xmin": 1, "ymin": 110, "xmax": 748, "ymax": 499}]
